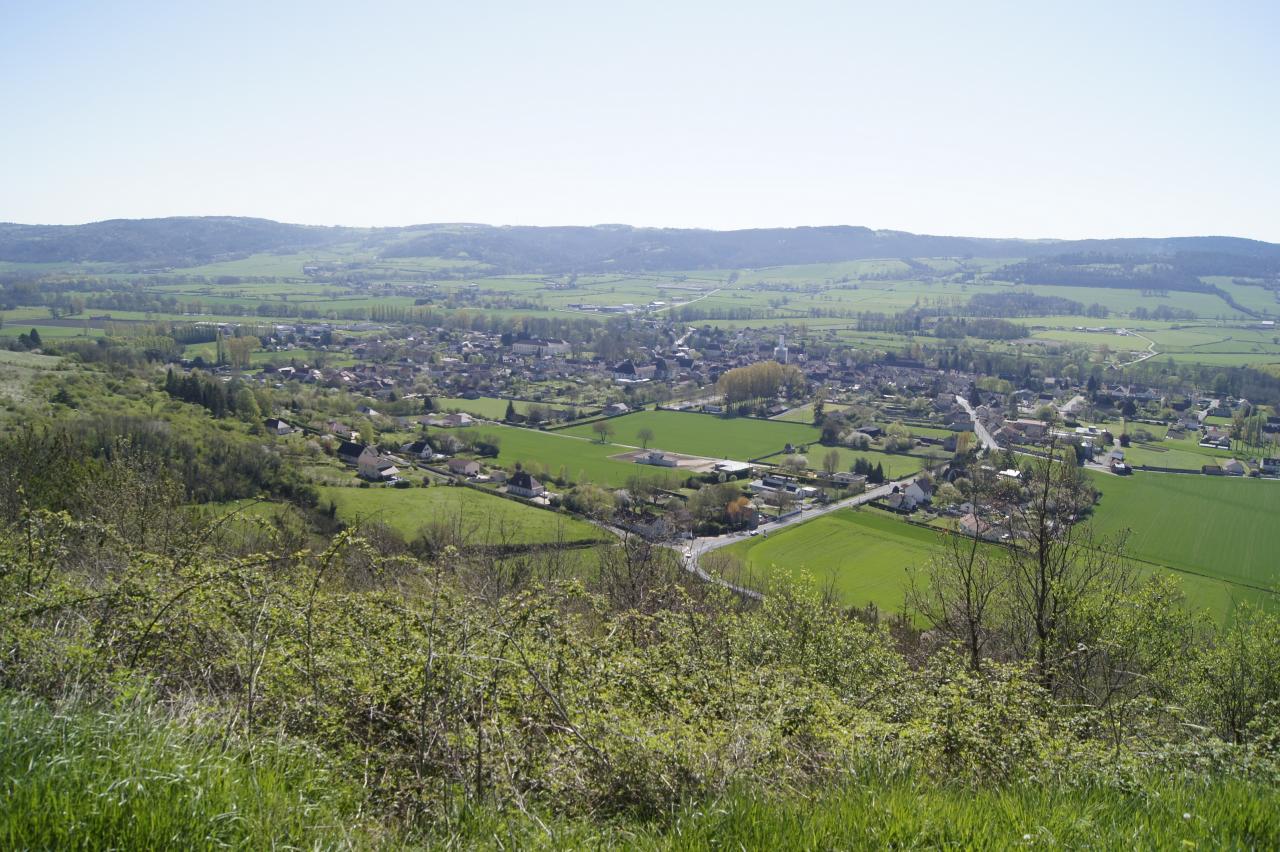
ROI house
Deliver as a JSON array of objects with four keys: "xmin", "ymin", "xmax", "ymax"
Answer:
[
  {"xmin": 639, "ymin": 451, "xmax": 678, "ymax": 467},
  {"xmin": 832, "ymin": 471, "xmax": 867, "ymax": 489},
  {"xmin": 359, "ymin": 454, "xmax": 400, "ymax": 482},
  {"xmin": 401, "ymin": 439, "xmax": 433, "ymax": 460},
  {"xmin": 447, "ymin": 458, "xmax": 482, "ymax": 478},
  {"xmin": 337, "ymin": 441, "xmax": 368, "ymax": 466},
  {"xmin": 511, "ymin": 338, "xmax": 571, "ymax": 357},
  {"xmin": 507, "ymin": 471, "xmax": 546, "ymax": 498},
  {"xmin": 611, "ymin": 359, "xmax": 656, "ymax": 383},
  {"xmin": 1010, "ymin": 418, "xmax": 1047, "ymax": 439},
  {"xmin": 603, "ymin": 402, "xmax": 630, "ymax": 417},
  {"xmin": 905, "ymin": 479, "xmax": 934, "ymax": 505},
  {"xmin": 856, "ymin": 425, "xmax": 883, "ymax": 439},
  {"xmin": 264, "ymin": 417, "xmax": 292, "ymax": 435},
  {"xmin": 1222, "ymin": 459, "xmax": 1247, "ymax": 476},
  {"xmin": 959, "ymin": 512, "xmax": 1000, "ymax": 541},
  {"xmin": 1259, "ymin": 457, "xmax": 1280, "ymax": 475},
  {"xmin": 441, "ymin": 412, "xmax": 474, "ymax": 428}
]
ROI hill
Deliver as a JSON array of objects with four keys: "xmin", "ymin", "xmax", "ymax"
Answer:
[{"xmin": 3, "ymin": 216, "xmax": 1279, "ymax": 273}]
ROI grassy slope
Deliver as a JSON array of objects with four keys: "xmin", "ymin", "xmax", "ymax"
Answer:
[
  {"xmin": 8, "ymin": 694, "xmax": 1278, "ymax": 850},
  {"xmin": 319, "ymin": 484, "xmax": 605, "ymax": 545},
  {"xmin": 563, "ymin": 410, "xmax": 821, "ymax": 460},
  {"xmin": 0, "ymin": 695, "xmax": 378, "ymax": 851}
]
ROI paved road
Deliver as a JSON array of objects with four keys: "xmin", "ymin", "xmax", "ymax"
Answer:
[{"xmin": 955, "ymin": 394, "xmax": 1000, "ymax": 451}]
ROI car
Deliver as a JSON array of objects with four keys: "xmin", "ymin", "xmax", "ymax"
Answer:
[{"xmin": 749, "ymin": 530, "xmax": 759, "ymax": 536}]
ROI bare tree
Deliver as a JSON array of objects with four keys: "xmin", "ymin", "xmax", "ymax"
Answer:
[
  {"xmin": 637, "ymin": 427, "xmax": 655, "ymax": 449},
  {"xmin": 907, "ymin": 476, "xmax": 1003, "ymax": 671},
  {"xmin": 1002, "ymin": 440, "xmax": 1129, "ymax": 691}
]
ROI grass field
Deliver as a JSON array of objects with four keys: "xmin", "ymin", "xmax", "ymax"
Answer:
[
  {"xmin": 1086, "ymin": 471, "xmax": 1280, "ymax": 598},
  {"xmin": 724, "ymin": 476, "xmax": 1278, "ymax": 621},
  {"xmin": 318, "ymin": 484, "xmax": 605, "ymax": 545},
  {"xmin": 759, "ymin": 445, "xmax": 929, "ymax": 478},
  {"xmin": 434, "ymin": 396, "xmax": 571, "ymax": 420},
  {"xmin": 724, "ymin": 510, "xmax": 942, "ymax": 612},
  {"xmin": 454, "ymin": 423, "xmax": 684, "ymax": 488},
  {"xmin": 562, "ymin": 410, "xmax": 821, "ymax": 460}
]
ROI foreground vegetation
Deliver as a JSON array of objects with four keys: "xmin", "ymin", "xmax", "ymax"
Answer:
[{"xmin": 3, "ymin": 430, "xmax": 1280, "ymax": 847}]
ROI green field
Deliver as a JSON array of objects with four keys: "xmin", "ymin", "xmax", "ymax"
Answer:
[
  {"xmin": 318, "ymin": 484, "xmax": 605, "ymax": 545},
  {"xmin": 724, "ymin": 510, "xmax": 942, "ymax": 612},
  {"xmin": 454, "ymin": 423, "xmax": 683, "ymax": 488},
  {"xmin": 434, "ymin": 396, "xmax": 571, "ymax": 420},
  {"xmin": 759, "ymin": 445, "xmax": 929, "ymax": 478},
  {"xmin": 1087, "ymin": 471, "xmax": 1280, "ymax": 598},
  {"xmin": 563, "ymin": 410, "xmax": 821, "ymax": 460}
]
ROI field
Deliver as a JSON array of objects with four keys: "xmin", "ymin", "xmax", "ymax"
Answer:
[
  {"xmin": 318, "ymin": 484, "xmax": 605, "ymax": 545},
  {"xmin": 433, "ymin": 396, "xmax": 571, "ymax": 420},
  {"xmin": 759, "ymin": 445, "xmax": 930, "ymax": 478},
  {"xmin": 1086, "ymin": 471, "xmax": 1280, "ymax": 598},
  {"xmin": 562, "ymin": 410, "xmax": 821, "ymax": 460},
  {"xmin": 0, "ymin": 349, "xmax": 66, "ymax": 405},
  {"xmin": 723, "ymin": 475, "xmax": 1279, "ymax": 621},
  {"xmin": 723, "ymin": 510, "xmax": 942, "ymax": 612},
  {"xmin": 453, "ymin": 423, "xmax": 685, "ymax": 488}
]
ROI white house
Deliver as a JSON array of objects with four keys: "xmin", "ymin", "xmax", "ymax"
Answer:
[{"xmin": 507, "ymin": 471, "xmax": 545, "ymax": 498}]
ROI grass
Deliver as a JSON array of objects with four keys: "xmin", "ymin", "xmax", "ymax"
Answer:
[
  {"xmin": 447, "ymin": 776, "xmax": 1280, "ymax": 849},
  {"xmin": 759, "ymin": 445, "xmax": 929, "ymax": 478},
  {"xmin": 562, "ymin": 410, "xmax": 822, "ymax": 460},
  {"xmin": 455, "ymin": 422, "xmax": 685, "ymax": 488},
  {"xmin": 723, "ymin": 509, "xmax": 942, "ymax": 612},
  {"xmin": 9, "ymin": 692, "xmax": 1279, "ymax": 850},
  {"xmin": 319, "ymin": 483, "xmax": 605, "ymax": 545},
  {"xmin": 1086, "ymin": 471, "xmax": 1280, "ymax": 607},
  {"xmin": 0, "ymin": 694, "xmax": 377, "ymax": 851},
  {"xmin": 434, "ymin": 395, "xmax": 570, "ymax": 420}
]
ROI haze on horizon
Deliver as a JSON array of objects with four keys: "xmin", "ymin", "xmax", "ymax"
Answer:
[{"xmin": 2, "ymin": 1, "xmax": 1277, "ymax": 242}]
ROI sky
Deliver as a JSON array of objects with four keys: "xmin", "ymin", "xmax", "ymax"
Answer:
[{"xmin": 1, "ymin": 0, "xmax": 1278, "ymax": 240}]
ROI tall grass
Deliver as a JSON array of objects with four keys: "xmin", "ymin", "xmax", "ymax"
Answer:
[
  {"xmin": 442, "ymin": 777, "xmax": 1280, "ymax": 850},
  {"xmin": 0, "ymin": 695, "xmax": 380, "ymax": 850}
]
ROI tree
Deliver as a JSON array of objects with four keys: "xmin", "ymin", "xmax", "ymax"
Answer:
[
  {"xmin": 822, "ymin": 449, "xmax": 840, "ymax": 476},
  {"xmin": 908, "ymin": 508, "xmax": 1004, "ymax": 671},
  {"xmin": 1003, "ymin": 443, "xmax": 1124, "ymax": 691},
  {"xmin": 781, "ymin": 455, "xmax": 808, "ymax": 475},
  {"xmin": 592, "ymin": 421, "xmax": 614, "ymax": 443},
  {"xmin": 504, "ymin": 400, "xmax": 517, "ymax": 421},
  {"xmin": 637, "ymin": 427, "xmax": 655, "ymax": 449}
]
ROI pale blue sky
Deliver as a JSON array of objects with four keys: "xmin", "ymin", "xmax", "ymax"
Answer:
[{"xmin": 2, "ymin": 1, "xmax": 1277, "ymax": 239}]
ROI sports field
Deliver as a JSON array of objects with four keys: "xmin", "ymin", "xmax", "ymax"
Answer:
[
  {"xmin": 562, "ymin": 410, "xmax": 821, "ymax": 460},
  {"xmin": 318, "ymin": 484, "xmax": 605, "ymax": 545}
]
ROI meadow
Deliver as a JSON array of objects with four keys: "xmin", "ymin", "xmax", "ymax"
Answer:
[
  {"xmin": 758, "ymin": 445, "xmax": 930, "ymax": 478},
  {"xmin": 1086, "ymin": 471, "xmax": 1280, "ymax": 598},
  {"xmin": 723, "ymin": 509, "xmax": 942, "ymax": 612},
  {"xmin": 563, "ymin": 410, "xmax": 822, "ymax": 460},
  {"xmin": 453, "ymin": 423, "xmax": 684, "ymax": 488},
  {"xmin": 434, "ymin": 395, "xmax": 571, "ymax": 420},
  {"xmin": 318, "ymin": 483, "xmax": 605, "ymax": 545}
]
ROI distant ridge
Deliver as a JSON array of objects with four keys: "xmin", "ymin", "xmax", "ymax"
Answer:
[{"xmin": 1, "ymin": 216, "xmax": 1277, "ymax": 273}]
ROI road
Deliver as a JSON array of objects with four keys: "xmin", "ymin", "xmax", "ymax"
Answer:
[
  {"xmin": 677, "ymin": 479, "xmax": 902, "ymax": 598},
  {"xmin": 1112, "ymin": 329, "xmax": 1158, "ymax": 369},
  {"xmin": 955, "ymin": 394, "xmax": 1000, "ymax": 451}
]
